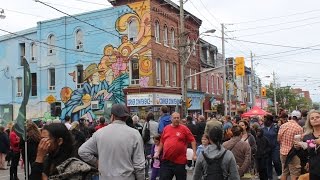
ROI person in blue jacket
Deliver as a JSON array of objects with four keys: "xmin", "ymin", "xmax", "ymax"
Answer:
[
  {"xmin": 158, "ymin": 106, "xmax": 171, "ymax": 134},
  {"xmin": 262, "ymin": 115, "xmax": 282, "ymax": 180}
]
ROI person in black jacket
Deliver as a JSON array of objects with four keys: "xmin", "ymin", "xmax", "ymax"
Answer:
[
  {"xmin": 195, "ymin": 115, "xmax": 206, "ymax": 146},
  {"xmin": 0, "ymin": 126, "xmax": 9, "ymax": 170},
  {"xmin": 186, "ymin": 116, "xmax": 197, "ymax": 169},
  {"xmin": 255, "ymin": 128, "xmax": 271, "ymax": 180}
]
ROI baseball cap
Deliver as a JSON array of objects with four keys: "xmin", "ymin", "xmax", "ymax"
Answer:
[
  {"xmin": 291, "ymin": 110, "xmax": 301, "ymax": 119},
  {"xmin": 111, "ymin": 104, "xmax": 130, "ymax": 117}
]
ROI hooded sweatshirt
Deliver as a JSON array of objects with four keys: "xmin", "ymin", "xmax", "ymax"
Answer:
[
  {"xmin": 158, "ymin": 113, "xmax": 171, "ymax": 134},
  {"xmin": 193, "ymin": 144, "xmax": 240, "ymax": 180}
]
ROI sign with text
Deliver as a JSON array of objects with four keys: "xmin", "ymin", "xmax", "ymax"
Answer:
[
  {"xmin": 187, "ymin": 92, "xmax": 205, "ymax": 110},
  {"xmin": 127, "ymin": 94, "xmax": 153, "ymax": 106},
  {"xmin": 154, "ymin": 94, "xmax": 182, "ymax": 106}
]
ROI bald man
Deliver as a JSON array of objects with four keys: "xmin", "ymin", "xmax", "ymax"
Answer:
[{"xmin": 155, "ymin": 112, "xmax": 196, "ymax": 180}]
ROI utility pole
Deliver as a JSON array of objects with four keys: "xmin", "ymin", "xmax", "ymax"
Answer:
[
  {"xmin": 180, "ymin": 0, "xmax": 187, "ymax": 117},
  {"xmin": 273, "ymin": 71, "xmax": 278, "ymax": 115},
  {"xmin": 222, "ymin": 23, "xmax": 227, "ymax": 116},
  {"xmin": 250, "ymin": 52, "xmax": 255, "ymax": 108}
]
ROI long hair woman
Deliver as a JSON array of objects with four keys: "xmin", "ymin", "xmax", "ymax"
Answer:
[
  {"xmin": 295, "ymin": 110, "xmax": 320, "ymax": 180},
  {"xmin": 193, "ymin": 126, "xmax": 240, "ymax": 180},
  {"xmin": 30, "ymin": 123, "xmax": 97, "ymax": 180}
]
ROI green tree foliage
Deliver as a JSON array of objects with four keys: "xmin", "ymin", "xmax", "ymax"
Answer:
[{"xmin": 265, "ymin": 85, "xmax": 312, "ymax": 113}]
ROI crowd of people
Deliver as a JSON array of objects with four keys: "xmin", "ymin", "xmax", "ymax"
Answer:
[{"xmin": 0, "ymin": 104, "xmax": 319, "ymax": 180}]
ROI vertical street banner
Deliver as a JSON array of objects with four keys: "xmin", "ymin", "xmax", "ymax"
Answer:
[{"xmin": 13, "ymin": 58, "xmax": 31, "ymax": 140}]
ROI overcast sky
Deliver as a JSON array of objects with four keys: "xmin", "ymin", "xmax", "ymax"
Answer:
[{"xmin": 0, "ymin": 0, "xmax": 319, "ymax": 102}]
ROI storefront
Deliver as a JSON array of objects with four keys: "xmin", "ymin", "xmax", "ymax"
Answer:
[{"xmin": 126, "ymin": 93, "xmax": 181, "ymax": 120}]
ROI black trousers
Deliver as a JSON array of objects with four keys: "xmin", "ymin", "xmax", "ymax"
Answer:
[
  {"xmin": 159, "ymin": 160, "xmax": 186, "ymax": 180},
  {"xmin": 10, "ymin": 151, "xmax": 20, "ymax": 180},
  {"xmin": 256, "ymin": 157, "xmax": 268, "ymax": 180}
]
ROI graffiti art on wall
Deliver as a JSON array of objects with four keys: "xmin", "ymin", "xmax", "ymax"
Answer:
[{"xmin": 60, "ymin": 2, "xmax": 152, "ymax": 121}]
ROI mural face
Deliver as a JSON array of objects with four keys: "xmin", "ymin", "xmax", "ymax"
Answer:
[{"xmin": 60, "ymin": 2, "xmax": 152, "ymax": 121}]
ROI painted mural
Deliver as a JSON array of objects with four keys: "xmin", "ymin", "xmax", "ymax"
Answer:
[{"xmin": 60, "ymin": 2, "xmax": 152, "ymax": 121}]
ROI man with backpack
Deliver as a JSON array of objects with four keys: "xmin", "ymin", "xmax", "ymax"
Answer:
[{"xmin": 193, "ymin": 126, "xmax": 240, "ymax": 180}]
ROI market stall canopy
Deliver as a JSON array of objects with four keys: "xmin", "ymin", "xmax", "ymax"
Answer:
[{"xmin": 241, "ymin": 106, "xmax": 271, "ymax": 117}]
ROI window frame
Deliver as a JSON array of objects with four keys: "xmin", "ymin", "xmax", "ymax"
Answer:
[
  {"xmin": 128, "ymin": 18, "xmax": 138, "ymax": 43},
  {"xmin": 155, "ymin": 21, "xmax": 160, "ymax": 43},
  {"xmin": 48, "ymin": 68, "xmax": 55, "ymax": 91},
  {"xmin": 170, "ymin": 28, "xmax": 175, "ymax": 48},
  {"xmin": 172, "ymin": 63, "xmax": 177, "ymax": 87},
  {"xmin": 164, "ymin": 25, "xmax": 168, "ymax": 46},
  {"xmin": 156, "ymin": 59, "xmax": 161, "ymax": 85},
  {"xmin": 47, "ymin": 34, "xmax": 56, "ymax": 55},
  {"xmin": 75, "ymin": 29, "xmax": 84, "ymax": 50}
]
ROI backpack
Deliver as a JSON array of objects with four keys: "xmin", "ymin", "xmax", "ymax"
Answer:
[
  {"xmin": 143, "ymin": 122, "xmax": 151, "ymax": 144},
  {"xmin": 202, "ymin": 150, "xmax": 228, "ymax": 180}
]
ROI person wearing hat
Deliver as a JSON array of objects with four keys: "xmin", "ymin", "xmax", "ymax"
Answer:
[
  {"xmin": 60, "ymin": 63, "xmax": 109, "ymax": 122},
  {"xmin": 78, "ymin": 104, "xmax": 145, "ymax": 180}
]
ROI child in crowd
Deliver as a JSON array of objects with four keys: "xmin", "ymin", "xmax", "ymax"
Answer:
[
  {"xmin": 196, "ymin": 134, "xmax": 210, "ymax": 157},
  {"xmin": 151, "ymin": 135, "xmax": 161, "ymax": 180}
]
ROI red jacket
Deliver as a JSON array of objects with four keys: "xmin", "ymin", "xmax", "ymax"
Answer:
[
  {"xmin": 10, "ymin": 131, "xmax": 20, "ymax": 153},
  {"xmin": 95, "ymin": 123, "xmax": 106, "ymax": 131}
]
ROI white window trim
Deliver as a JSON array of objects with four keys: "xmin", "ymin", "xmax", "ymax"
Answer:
[
  {"xmin": 164, "ymin": 25, "xmax": 168, "ymax": 46},
  {"xmin": 31, "ymin": 43, "xmax": 37, "ymax": 62},
  {"xmin": 48, "ymin": 68, "xmax": 55, "ymax": 91},
  {"xmin": 172, "ymin": 63, "xmax": 177, "ymax": 87},
  {"xmin": 48, "ymin": 34, "xmax": 55, "ymax": 56},
  {"xmin": 16, "ymin": 77, "xmax": 22, "ymax": 97},
  {"xmin": 155, "ymin": 21, "xmax": 160, "ymax": 43},
  {"xmin": 193, "ymin": 69, "xmax": 197, "ymax": 90},
  {"xmin": 170, "ymin": 28, "xmax": 175, "ymax": 48},
  {"xmin": 165, "ymin": 62, "xmax": 170, "ymax": 87},
  {"xmin": 156, "ymin": 59, "xmax": 161, "ymax": 86},
  {"xmin": 75, "ymin": 29, "xmax": 84, "ymax": 51},
  {"xmin": 216, "ymin": 76, "xmax": 220, "ymax": 95},
  {"xmin": 211, "ymin": 75, "xmax": 215, "ymax": 95},
  {"xmin": 206, "ymin": 74, "xmax": 209, "ymax": 93},
  {"xmin": 187, "ymin": 68, "xmax": 192, "ymax": 89},
  {"xmin": 128, "ymin": 19, "xmax": 138, "ymax": 43}
]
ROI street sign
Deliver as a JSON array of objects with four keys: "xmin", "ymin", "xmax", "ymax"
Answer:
[{"xmin": 46, "ymin": 95, "xmax": 56, "ymax": 104}]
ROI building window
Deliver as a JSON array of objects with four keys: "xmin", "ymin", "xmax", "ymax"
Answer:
[
  {"xmin": 128, "ymin": 18, "xmax": 138, "ymax": 42},
  {"xmin": 187, "ymin": 36, "xmax": 191, "ymax": 54},
  {"xmin": 76, "ymin": 65, "xmax": 84, "ymax": 88},
  {"xmin": 170, "ymin": 28, "xmax": 175, "ymax": 48},
  {"xmin": 31, "ymin": 73, "xmax": 37, "ymax": 96},
  {"xmin": 165, "ymin": 61, "xmax": 170, "ymax": 86},
  {"xmin": 48, "ymin": 34, "xmax": 55, "ymax": 55},
  {"xmin": 16, "ymin": 77, "xmax": 22, "ymax": 97},
  {"xmin": 187, "ymin": 68, "xmax": 192, "ymax": 89},
  {"xmin": 211, "ymin": 75, "xmax": 215, "ymax": 94},
  {"xmin": 48, "ymin": 68, "xmax": 55, "ymax": 90},
  {"xmin": 130, "ymin": 58, "xmax": 140, "ymax": 85},
  {"xmin": 19, "ymin": 43, "xmax": 25, "ymax": 66},
  {"xmin": 31, "ymin": 43, "xmax": 37, "ymax": 62},
  {"xmin": 172, "ymin": 63, "xmax": 177, "ymax": 87},
  {"xmin": 155, "ymin": 21, "xmax": 160, "ymax": 43},
  {"xmin": 164, "ymin": 25, "xmax": 168, "ymax": 46},
  {"xmin": 194, "ymin": 69, "xmax": 197, "ymax": 90},
  {"xmin": 217, "ymin": 76, "xmax": 220, "ymax": 95},
  {"xmin": 156, "ymin": 59, "xmax": 161, "ymax": 85},
  {"xmin": 75, "ymin": 29, "xmax": 83, "ymax": 50},
  {"xmin": 192, "ymin": 40, "xmax": 196, "ymax": 56},
  {"xmin": 206, "ymin": 74, "xmax": 209, "ymax": 93}
]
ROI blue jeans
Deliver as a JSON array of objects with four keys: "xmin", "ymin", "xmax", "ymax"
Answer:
[{"xmin": 266, "ymin": 147, "xmax": 282, "ymax": 179}]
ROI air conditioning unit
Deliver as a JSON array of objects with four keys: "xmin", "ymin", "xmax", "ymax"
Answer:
[
  {"xmin": 49, "ymin": 49, "xmax": 53, "ymax": 54},
  {"xmin": 49, "ymin": 86, "xmax": 55, "ymax": 90},
  {"xmin": 77, "ymin": 84, "xmax": 83, "ymax": 88},
  {"xmin": 165, "ymin": 80, "xmax": 170, "ymax": 86},
  {"xmin": 76, "ymin": 43, "xmax": 83, "ymax": 50},
  {"xmin": 91, "ymin": 101, "xmax": 99, "ymax": 110},
  {"xmin": 16, "ymin": 92, "xmax": 22, "ymax": 97},
  {"xmin": 31, "ymin": 57, "xmax": 36, "ymax": 62}
]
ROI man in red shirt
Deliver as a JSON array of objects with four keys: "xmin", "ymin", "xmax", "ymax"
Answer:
[
  {"xmin": 95, "ymin": 117, "xmax": 107, "ymax": 131},
  {"xmin": 155, "ymin": 112, "xmax": 196, "ymax": 180}
]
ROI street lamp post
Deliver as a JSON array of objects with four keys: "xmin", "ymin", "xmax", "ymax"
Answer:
[{"xmin": 181, "ymin": 29, "xmax": 216, "ymax": 117}]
